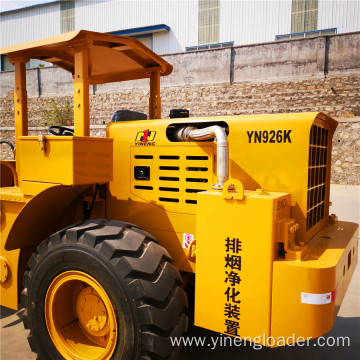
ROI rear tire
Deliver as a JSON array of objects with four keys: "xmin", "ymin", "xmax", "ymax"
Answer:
[{"xmin": 22, "ymin": 219, "xmax": 188, "ymax": 360}]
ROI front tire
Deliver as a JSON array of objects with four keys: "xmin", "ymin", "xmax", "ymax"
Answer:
[{"xmin": 22, "ymin": 220, "xmax": 188, "ymax": 360}]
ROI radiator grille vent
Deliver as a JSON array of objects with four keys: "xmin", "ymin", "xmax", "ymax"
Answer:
[
  {"xmin": 156, "ymin": 155, "xmax": 210, "ymax": 204},
  {"xmin": 132, "ymin": 148, "xmax": 213, "ymax": 214},
  {"xmin": 306, "ymin": 125, "xmax": 329, "ymax": 231}
]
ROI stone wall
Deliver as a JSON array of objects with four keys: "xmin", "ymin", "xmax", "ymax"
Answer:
[
  {"xmin": 332, "ymin": 120, "xmax": 360, "ymax": 185},
  {"xmin": 1, "ymin": 74, "xmax": 359, "ymax": 127}
]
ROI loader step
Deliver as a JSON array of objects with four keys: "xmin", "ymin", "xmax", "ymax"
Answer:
[{"xmin": 0, "ymin": 187, "xmax": 29, "ymax": 203}]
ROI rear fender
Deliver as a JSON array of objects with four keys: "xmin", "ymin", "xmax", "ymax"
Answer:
[
  {"xmin": 5, "ymin": 185, "xmax": 87, "ymax": 251},
  {"xmin": 1, "ymin": 185, "xmax": 87, "ymax": 309}
]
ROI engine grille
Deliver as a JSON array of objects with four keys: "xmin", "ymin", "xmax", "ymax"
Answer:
[
  {"xmin": 131, "ymin": 147, "xmax": 214, "ymax": 214},
  {"xmin": 306, "ymin": 125, "xmax": 329, "ymax": 231}
]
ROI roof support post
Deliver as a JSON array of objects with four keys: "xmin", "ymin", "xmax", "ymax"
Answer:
[
  {"xmin": 13, "ymin": 59, "xmax": 29, "ymax": 183},
  {"xmin": 149, "ymin": 70, "xmax": 161, "ymax": 120},
  {"xmin": 73, "ymin": 43, "xmax": 90, "ymax": 136}
]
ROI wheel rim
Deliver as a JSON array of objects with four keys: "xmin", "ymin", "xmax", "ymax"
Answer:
[{"xmin": 45, "ymin": 271, "xmax": 117, "ymax": 360}]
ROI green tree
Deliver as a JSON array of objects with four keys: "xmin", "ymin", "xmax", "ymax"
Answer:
[{"xmin": 40, "ymin": 99, "xmax": 73, "ymax": 127}]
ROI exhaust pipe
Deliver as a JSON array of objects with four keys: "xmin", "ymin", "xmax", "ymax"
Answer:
[{"xmin": 175, "ymin": 125, "xmax": 229, "ymax": 189}]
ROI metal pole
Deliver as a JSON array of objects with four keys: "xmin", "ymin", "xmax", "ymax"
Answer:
[
  {"xmin": 13, "ymin": 60, "xmax": 29, "ymax": 183},
  {"xmin": 73, "ymin": 44, "xmax": 90, "ymax": 136},
  {"xmin": 149, "ymin": 70, "xmax": 161, "ymax": 119}
]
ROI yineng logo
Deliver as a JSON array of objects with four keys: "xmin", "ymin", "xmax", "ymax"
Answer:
[{"xmin": 135, "ymin": 129, "xmax": 156, "ymax": 146}]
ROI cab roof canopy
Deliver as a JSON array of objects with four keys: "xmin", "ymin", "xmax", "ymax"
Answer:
[
  {"xmin": 1, "ymin": 30, "xmax": 171, "ymax": 139},
  {"xmin": 0, "ymin": 30, "xmax": 173, "ymax": 84}
]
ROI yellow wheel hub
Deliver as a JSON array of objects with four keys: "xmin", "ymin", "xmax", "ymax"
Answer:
[
  {"xmin": 76, "ymin": 288, "xmax": 108, "ymax": 335},
  {"xmin": 45, "ymin": 271, "xmax": 117, "ymax": 360}
]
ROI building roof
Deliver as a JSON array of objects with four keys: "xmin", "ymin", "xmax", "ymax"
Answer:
[
  {"xmin": 0, "ymin": 0, "xmax": 61, "ymax": 15},
  {"xmin": 0, "ymin": 30, "xmax": 173, "ymax": 84}
]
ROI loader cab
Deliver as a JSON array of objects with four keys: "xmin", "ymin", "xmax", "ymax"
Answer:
[{"xmin": 0, "ymin": 30, "xmax": 173, "ymax": 193}]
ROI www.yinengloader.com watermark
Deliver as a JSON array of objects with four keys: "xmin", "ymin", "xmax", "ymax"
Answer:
[{"xmin": 170, "ymin": 334, "xmax": 351, "ymax": 350}]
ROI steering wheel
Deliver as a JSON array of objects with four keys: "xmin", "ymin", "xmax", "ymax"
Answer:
[{"xmin": 48, "ymin": 125, "xmax": 74, "ymax": 136}]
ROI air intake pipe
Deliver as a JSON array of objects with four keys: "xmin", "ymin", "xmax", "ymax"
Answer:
[{"xmin": 175, "ymin": 125, "xmax": 229, "ymax": 189}]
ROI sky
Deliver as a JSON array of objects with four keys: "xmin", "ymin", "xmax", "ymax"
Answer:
[{"xmin": 0, "ymin": 0, "xmax": 57, "ymax": 13}]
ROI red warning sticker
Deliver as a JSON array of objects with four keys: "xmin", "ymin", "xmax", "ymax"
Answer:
[{"xmin": 182, "ymin": 233, "xmax": 194, "ymax": 249}]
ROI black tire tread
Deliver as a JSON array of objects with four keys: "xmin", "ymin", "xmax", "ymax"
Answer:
[
  {"xmin": 128, "ymin": 262, "xmax": 182, "ymax": 304},
  {"xmin": 142, "ymin": 314, "xmax": 188, "ymax": 359},
  {"xmin": 138, "ymin": 287, "xmax": 188, "ymax": 332}
]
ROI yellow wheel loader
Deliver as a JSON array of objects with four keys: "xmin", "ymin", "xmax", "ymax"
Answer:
[{"xmin": 0, "ymin": 30, "xmax": 358, "ymax": 360}]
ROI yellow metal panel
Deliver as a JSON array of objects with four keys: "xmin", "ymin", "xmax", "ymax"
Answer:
[
  {"xmin": 19, "ymin": 136, "xmax": 113, "ymax": 186},
  {"xmin": 224, "ymin": 112, "xmax": 337, "ymax": 244},
  {"xmin": 0, "ymin": 247, "xmax": 20, "ymax": 310},
  {"xmin": 0, "ymin": 31, "xmax": 84, "ymax": 54},
  {"xmin": 195, "ymin": 189, "xmax": 290, "ymax": 344},
  {"xmin": 271, "ymin": 221, "xmax": 358, "ymax": 342},
  {"xmin": 73, "ymin": 138, "xmax": 113, "ymax": 184},
  {"xmin": 107, "ymin": 112, "xmax": 336, "ymax": 272},
  {"xmin": 21, "ymin": 181, "xmax": 59, "ymax": 196},
  {"xmin": 0, "ymin": 187, "xmax": 31, "ymax": 309},
  {"xmin": 108, "ymin": 122, "xmax": 216, "ymax": 271}
]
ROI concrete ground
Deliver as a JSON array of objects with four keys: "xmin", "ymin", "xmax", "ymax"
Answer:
[{"xmin": 1, "ymin": 185, "xmax": 359, "ymax": 360}]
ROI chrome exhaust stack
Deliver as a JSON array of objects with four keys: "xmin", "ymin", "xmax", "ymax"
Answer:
[{"xmin": 175, "ymin": 125, "xmax": 229, "ymax": 189}]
